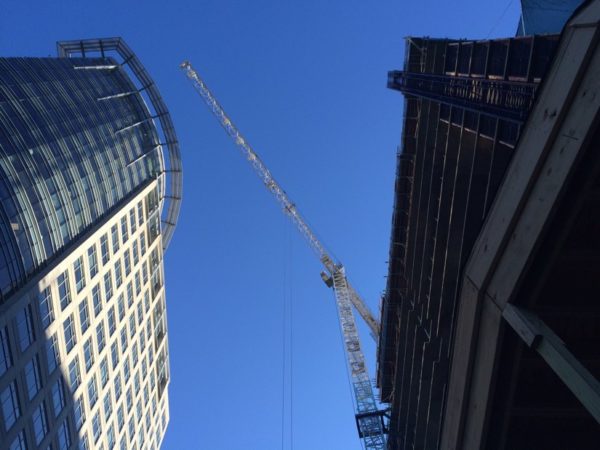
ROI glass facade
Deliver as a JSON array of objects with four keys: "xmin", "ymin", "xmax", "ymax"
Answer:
[
  {"xmin": 0, "ymin": 57, "xmax": 162, "ymax": 299},
  {"xmin": 0, "ymin": 39, "xmax": 176, "ymax": 450},
  {"xmin": 0, "ymin": 184, "xmax": 171, "ymax": 450}
]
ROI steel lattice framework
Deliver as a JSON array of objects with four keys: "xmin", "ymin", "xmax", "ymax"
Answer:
[
  {"xmin": 58, "ymin": 38, "xmax": 183, "ymax": 251},
  {"xmin": 181, "ymin": 61, "xmax": 387, "ymax": 449}
]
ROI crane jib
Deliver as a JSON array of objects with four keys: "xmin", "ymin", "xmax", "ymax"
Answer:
[{"xmin": 181, "ymin": 60, "xmax": 388, "ymax": 448}]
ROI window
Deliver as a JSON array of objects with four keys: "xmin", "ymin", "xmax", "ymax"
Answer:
[
  {"xmin": 88, "ymin": 244, "xmax": 98, "ymax": 279},
  {"xmin": 120, "ymin": 327, "xmax": 128, "ymax": 352},
  {"xmin": 130, "ymin": 208, "xmax": 137, "ymax": 234},
  {"xmin": 131, "ymin": 342, "xmax": 138, "ymax": 369},
  {"xmin": 79, "ymin": 299, "xmax": 90, "ymax": 334},
  {"xmin": 108, "ymin": 423, "xmax": 116, "ymax": 449},
  {"xmin": 108, "ymin": 307, "xmax": 116, "ymax": 336},
  {"xmin": 152, "ymin": 271, "xmax": 162, "ymax": 298},
  {"xmin": 146, "ymin": 320, "xmax": 152, "ymax": 345},
  {"xmin": 74, "ymin": 256, "xmax": 86, "ymax": 293},
  {"xmin": 144, "ymin": 290, "xmax": 151, "ymax": 313},
  {"xmin": 111, "ymin": 224, "xmax": 119, "ymax": 254},
  {"xmin": 63, "ymin": 315, "xmax": 76, "ymax": 353},
  {"xmin": 33, "ymin": 401, "xmax": 48, "ymax": 445},
  {"xmin": 128, "ymin": 417, "xmax": 135, "ymax": 442},
  {"xmin": 141, "ymin": 358, "xmax": 147, "ymax": 381},
  {"xmin": 117, "ymin": 404, "xmax": 125, "ymax": 430},
  {"xmin": 123, "ymin": 359, "xmax": 131, "ymax": 382},
  {"xmin": 8, "ymin": 430, "xmax": 26, "ymax": 450},
  {"xmin": 100, "ymin": 357, "xmax": 109, "ymax": 387},
  {"xmin": 92, "ymin": 411, "xmax": 101, "ymax": 442},
  {"xmin": 84, "ymin": 338, "xmax": 94, "ymax": 372},
  {"xmin": 150, "ymin": 369, "xmax": 156, "ymax": 391},
  {"xmin": 92, "ymin": 284, "xmax": 102, "ymax": 317},
  {"xmin": 87, "ymin": 376, "xmax": 98, "ymax": 407},
  {"xmin": 115, "ymin": 260, "xmax": 123, "ymax": 287},
  {"xmin": 1, "ymin": 381, "xmax": 20, "ymax": 430},
  {"xmin": 74, "ymin": 396, "xmax": 85, "ymax": 430},
  {"xmin": 136, "ymin": 303, "xmax": 143, "ymax": 327},
  {"xmin": 111, "ymin": 341, "xmax": 119, "ymax": 369},
  {"xmin": 129, "ymin": 315, "xmax": 136, "ymax": 339},
  {"xmin": 96, "ymin": 321, "xmax": 106, "ymax": 353},
  {"xmin": 137, "ymin": 424, "xmax": 144, "ymax": 447},
  {"xmin": 104, "ymin": 391, "xmax": 113, "ymax": 417},
  {"xmin": 104, "ymin": 271, "xmax": 113, "ymax": 301},
  {"xmin": 142, "ymin": 261, "xmax": 148, "ymax": 286},
  {"xmin": 100, "ymin": 233, "xmax": 110, "ymax": 264},
  {"xmin": 132, "ymin": 242, "xmax": 139, "ymax": 265},
  {"xmin": 15, "ymin": 305, "xmax": 35, "ymax": 352},
  {"xmin": 37, "ymin": 287, "xmax": 54, "ymax": 329},
  {"xmin": 0, "ymin": 328, "xmax": 10, "ymax": 376},
  {"xmin": 124, "ymin": 252, "xmax": 131, "ymax": 276},
  {"xmin": 25, "ymin": 356, "xmax": 42, "ymax": 400},
  {"xmin": 68, "ymin": 357, "xmax": 81, "ymax": 392},
  {"xmin": 121, "ymin": 216, "xmax": 129, "ymax": 244},
  {"xmin": 126, "ymin": 387, "xmax": 133, "ymax": 410},
  {"xmin": 79, "ymin": 433, "xmax": 90, "ymax": 450},
  {"xmin": 137, "ymin": 201, "xmax": 144, "ymax": 226},
  {"xmin": 148, "ymin": 342, "xmax": 154, "ymax": 366},
  {"xmin": 114, "ymin": 373, "xmax": 122, "ymax": 400},
  {"xmin": 52, "ymin": 379, "xmax": 65, "ymax": 417},
  {"xmin": 135, "ymin": 272, "xmax": 141, "ymax": 296},
  {"xmin": 57, "ymin": 420, "xmax": 71, "ymax": 450},
  {"xmin": 140, "ymin": 231, "xmax": 147, "ymax": 256},
  {"xmin": 57, "ymin": 270, "xmax": 71, "ymax": 310},
  {"xmin": 148, "ymin": 212, "xmax": 160, "ymax": 243},
  {"xmin": 139, "ymin": 329, "xmax": 145, "ymax": 353},
  {"xmin": 126, "ymin": 282, "xmax": 134, "ymax": 307},
  {"xmin": 118, "ymin": 294, "xmax": 126, "ymax": 322},
  {"xmin": 150, "ymin": 247, "xmax": 159, "ymax": 272},
  {"xmin": 134, "ymin": 373, "xmax": 141, "ymax": 397},
  {"xmin": 46, "ymin": 333, "xmax": 59, "ymax": 374}
]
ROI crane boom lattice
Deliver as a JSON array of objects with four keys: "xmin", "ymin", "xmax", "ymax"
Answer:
[{"xmin": 180, "ymin": 61, "xmax": 387, "ymax": 449}]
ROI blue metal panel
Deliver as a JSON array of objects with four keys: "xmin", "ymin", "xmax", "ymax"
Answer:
[{"xmin": 517, "ymin": 0, "xmax": 583, "ymax": 35}]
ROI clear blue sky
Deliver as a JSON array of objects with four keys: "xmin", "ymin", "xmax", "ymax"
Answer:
[{"xmin": 1, "ymin": 1, "xmax": 520, "ymax": 449}]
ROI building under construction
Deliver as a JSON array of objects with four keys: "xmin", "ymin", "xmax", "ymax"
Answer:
[{"xmin": 378, "ymin": 1, "xmax": 600, "ymax": 448}]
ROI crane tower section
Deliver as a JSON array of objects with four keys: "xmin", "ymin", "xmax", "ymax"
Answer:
[{"xmin": 181, "ymin": 61, "xmax": 387, "ymax": 449}]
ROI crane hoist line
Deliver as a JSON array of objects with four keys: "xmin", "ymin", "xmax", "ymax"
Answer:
[{"xmin": 180, "ymin": 61, "xmax": 388, "ymax": 449}]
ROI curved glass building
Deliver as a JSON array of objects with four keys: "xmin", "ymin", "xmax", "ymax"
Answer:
[
  {"xmin": 0, "ymin": 38, "xmax": 179, "ymax": 450},
  {"xmin": 0, "ymin": 38, "xmax": 181, "ymax": 300}
]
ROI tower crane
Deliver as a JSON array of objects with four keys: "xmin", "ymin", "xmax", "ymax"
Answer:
[{"xmin": 181, "ymin": 61, "xmax": 388, "ymax": 449}]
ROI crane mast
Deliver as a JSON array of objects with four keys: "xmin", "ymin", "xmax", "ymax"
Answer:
[{"xmin": 181, "ymin": 61, "xmax": 387, "ymax": 449}]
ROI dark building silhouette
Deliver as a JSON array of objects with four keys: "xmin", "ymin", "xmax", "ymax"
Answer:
[{"xmin": 378, "ymin": 2, "xmax": 600, "ymax": 448}]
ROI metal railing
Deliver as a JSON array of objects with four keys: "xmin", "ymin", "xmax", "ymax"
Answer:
[{"xmin": 388, "ymin": 71, "xmax": 538, "ymax": 123}]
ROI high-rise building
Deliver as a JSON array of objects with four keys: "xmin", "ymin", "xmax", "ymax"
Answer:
[
  {"xmin": 378, "ymin": 32, "xmax": 560, "ymax": 449},
  {"xmin": 0, "ymin": 38, "xmax": 181, "ymax": 450},
  {"xmin": 378, "ymin": 2, "xmax": 600, "ymax": 449}
]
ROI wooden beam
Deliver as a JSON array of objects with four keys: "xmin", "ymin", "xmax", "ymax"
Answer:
[{"xmin": 503, "ymin": 304, "xmax": 600, "ymax": 423}]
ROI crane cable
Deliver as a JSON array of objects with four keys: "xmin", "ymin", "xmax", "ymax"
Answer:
[
  {"xmin": 281, "ymin": 218, "xmax": 294, "ymax": 450},
  {"xmin": 289, "ymin": 222, "xmax": 294, "ymax": 450},
  {"xmin": 281, "ymin": 215, "xmax": 286, "ymax": 450}
]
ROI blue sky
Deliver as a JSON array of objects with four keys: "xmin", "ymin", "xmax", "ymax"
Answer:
[{"xmin": 1, "ymin": 1, "xmax": 521, "ymax": 449}]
